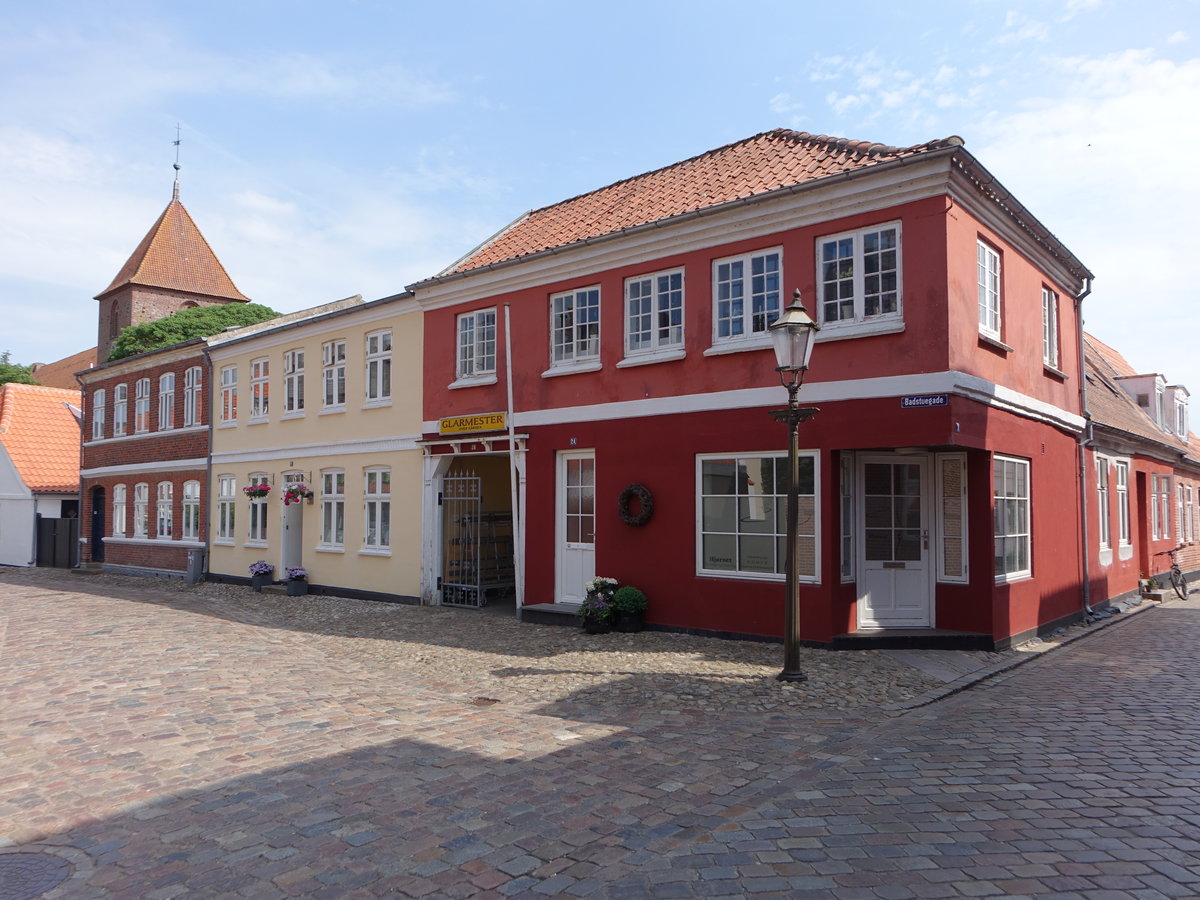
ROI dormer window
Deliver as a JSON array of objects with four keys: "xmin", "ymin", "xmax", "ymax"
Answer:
[{"xmin": 1169, "ymin": 385, "xmax": 1190, "ymax": 437}]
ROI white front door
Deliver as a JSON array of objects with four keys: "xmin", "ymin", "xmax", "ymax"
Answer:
[
  {"xmin": 281, "ymin": 473, "xmax": 305, "ymax": 572},
  {"xmin": 857, "ymin": 454, "xmax": 933, "ymax": 628},
  {"xmin": 556, "ymin": 451, "xmax": 595, "ymax": 605}
]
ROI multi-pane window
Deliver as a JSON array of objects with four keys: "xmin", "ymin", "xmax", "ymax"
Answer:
[
  {"xmin": 113, "ymin": 384, "xmax": 127, "ymax": 436},
  {"xmin": 112, "ymin": 484, "xmax": 127, "ymax": 536},
  {"xmin": 133, "ymin": 482, "xmax": 149, "ymax": 537},
  {"xmin": 221, "ymin": 366, "xmax": 238, "ymax": 423},
  {"xmin": 91, "ymin": 388, "xmax": 106, "ymax": 440},
  {"xmin": 182, "ymin": 480, "xmax": 200, "ymax": 540},
  {"xmin": 283, "ymin": 349, "xmax": 305, "ymax": 414},
  {"xmin": 158, "ymin": 373, "xmax": 175, "ymax": 430},
  {"xmin": 365, "ymin": 330, "xmax": 392, "ymax": 402},
  {"xmin": 978, "ymin": 240, "xmax": 1001, "ymax": 339},
  {"xmin": 321, "ymin": 470, "xmax": 345, "ymax": 547},
  {"xmin": 364, "ymin": 468, "xmax": 391, "ymax": 549},
  {"xmin": 322, "ymin": 340, "xmax": 346, "ymax": 408},
  {"xmin": 1153, "ymin": 474, "xmax": 1171, "ymax": 540},
  {"xmin": 1189, "ymin": 486, "xmax": 1196, "ymax": 544},
  {"xmin": 818, "ymin": 225, "xmax": 900, "ymax": 326},
  {"xmin": 1042, "ymin": 287, "xmax": 1059, "ymax": 368},
  {"xmin": 1177, "ymin": 397, "xmax": 1189, "ymax": 437},
  {"xmin": 551, "ymin": 288, "xmax": 600, "ymax": 366},
  {"xmin": 183, "ymin": 366, "xmax": 202, "ymax": 427},
  {"xmin": 698, "ymin": 452, "xmax": 818, "ymax": 580},
  {"xmin": 456, "ymin": 309, "xmax": 497, "ymax": 379},
  {"xmin": 1179, "ymin": 484, "xmax": 1188, "ymax": 544},
  {"xmin": 250, "ymin": 358, "xmax": 269, "ymax": 419},
  {"xmin": 1115, "ymin": 461, "xmax": 1131, "ymax": 547},
  {"xmin": 625, "ymin": 270, "xmax": 683, "ymax": 355},
  {"xmin": 1095, "ymin": 458, "xmax": 1110, "ymax": 550},
  {"xmin": 993, "ymin": 455, "xmax": 1030, "ymax": 578},
  {"xmin": 134, "ymin": 378, "xmax": 150, "ymax": 433},
  {"xmin": 713, "ymin": 250, "xmax": 781, "ymax": 343},
  {"xmin": 217, "ymin": 475, "xmax": 236, "ymax": 541},
  {"xmin": 156, "ymin": 481, "xmax": 173, "ymax": 538},
  {"xmin": 248, "ymin": 473, "xmax": 269, "ymax": 542}
]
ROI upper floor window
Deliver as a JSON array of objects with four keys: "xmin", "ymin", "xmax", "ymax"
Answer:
[
  {"xmin": 365, "ymin": 330, "xmax": 392, "ymax": 402},
  {"xmin": 364, "ymin": 467, "xmax": 391, "ymax": 549},
  {"xmin": 112, "ymin": 484, "xmax": 127, "ymax": 536},
  {"xmin": 1175, "ymin": 393, "xmax": 1189, "ymax": 437},
  {"xmin": 456, "ymin": 309, "xmax": 497, "ymax": 380},
  {"xmin": 183, "ymin": 366, "xmax": 203, "ymax": 427},
  {"xmin": 551, "ymin": 287, "xmax": 600, "ymax": 367},
  {"xmin": 133, "ymin": 482, "xmax": 149, "ymax": 537},
  {"xmin": 156, "ymin": 481, "xmax": 174, "ymax": 538},
  {"xmin": 818, "ymin": 225, "xmax": 900, "ymax": 328},
  {"xmin": 250, "ymin": 358, "xmax": 269, "ymax": 419},
  {"xmin": 625, "ymin": 269, "xmax": 683, "ymax": 358},
  {"xmin": 113, "ymin": 383, "xmax": 128, "ymax": 436},
  {"xmin": 158, "ymin": 373, "xmax": 175, "ymax": 431},
  {"xmin": 977, "ymin": 240, "xmax": 1001, "ymax": 340},
  {"xmin": 993, "ymin": 455, "xmax": 1030, "ymax": 579},
  {"xmin": 91, "ymin": 388, "xmax": 106, "ymax": 440},
  {"xmin": 217, "ymin": 475, "xmax": 236, "ymax": 542},
  {"xmin": 322, "ymin": 340, "xmax": 346, "ymax": 408},
  {"xmin": 283, "ymin": 349, "xmax": 305, "ymax": 414},
  {"xmin": 1042, "ymin": 287, "xmax": 1059, "ymax": 369},
  {"xmin": 713, "ymin": 249, "xmax": 781, "ymax": 346},
  {"xmin": 134, "ymin": 378, "xmax": 150, "ymax": 433},
  {"xmin": 182, "ymin": 480, "xmax": 200, "ymax": 540},
  {"xmin": 220, "ymin": 366, "xmax": 238, "ymax": 423}
]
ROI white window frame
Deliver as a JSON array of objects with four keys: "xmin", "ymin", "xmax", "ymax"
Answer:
[
  {"xmin": 1042, "ymin": 287, "xmax": 1059, "ymax": 369},
  {"xmin": 91, "ymin": 388, "xmax": 106, "ymax": 440},
  {"xmin": 217, "ymin": 475, "xmax": 236, "ymax": 543},
  {"xmin": 182, "ymin": 480, "xmax": 200, "ymax": 540},
  {"xmin": 247, "ymin": 473, "xmax": 269, "ymax": 544},
  {"xmin": 112, "ymin": 483, "xmax": 127, "ymax": 537},
  {"xmin": 978, "ymin": 239, "xmax": 1001, "ymax": 340},
  {"xmin": 183, "ymin": 366, "xmax": 203, "ymax": 427},
  {"xmin": 113, "ymin": 383, "xmax": 128, "ymax": 436},
  {"xmin": 220, "ymin": 366, "xmax": 238, "ymax": 423},
  {"xmin": 158, "ymin": 373, "xmax": 175, "ymax": 431},
  {"xmin": 711, "ymin": 248, "xmax": 782, "ymax": 348},
  {"xmin": 133, "ymin": 482, "xmax": 149, "ymax": 538},
  {"xmin": 363, "ymin": 467, "xmax": 391, "ymax": 551},
  {"xmin": 1177, "ymin": 398, "xmax": 1189, "ymax": 437},
  {"xmin": 1115, "ymin": 460, "xmax": 1131, "ymax": 548},
  {"xmin": 623, "ymin": 269, "xmax": 684, "ymax": 362},
  {"xmin": 365, "ymin": 330, "xmax": 392, "ymax": 403},
  {"xmin": 1095, "ymin": 457, "xmax": 1111, "ymax": 551},
  {"xmin": 321, "ymin": 469, "xmax": 346, "ymax": 548},
  {"xmin": 1179, "ymin": 483, "xmax": 1187, "ymax": 545},
  {"xmin": 816, "ymin": 223, "xmax": 901, "ymax": 333},
  {"xmin": 322, "ymin": 340, "xmax": 347, "ymax": 409},
  {"xmin": 250, "ymin": 358, "xmax": 269, "ymax": 420},
  {"xmin": 283, "ymin": 349, "xmax": 305, "ymax": 415},
  {"xmin": 455, "ymin": 309, "xmax": 498, "ymax": 382},
  {"xmin": 1189, "ymin": 486, "xmax": 1196, "ymax": 544},
  {"xmin": 696, "ymin": 450, "xmax": 820, "ymax": 583},
  {"xmin": 549, "ymin": 287, "xmax": 601, "ymax": 371},
  {"xmin": 156, "ymin": 481, "xmax": 173, "ymax": 539},
  {"xmin": 134, "ymin": 378, "xmax": 150, "ymax": 433},
  {"xmin": 1152, "ymin": 474, "xmax": 1168, "ymax": 540},
  {"xmin": 993, "ymin": 455, "xmax": 1030, "ymax": 581}
]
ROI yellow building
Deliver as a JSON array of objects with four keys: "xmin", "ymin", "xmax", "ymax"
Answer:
[{"xmin": 206, "ymin": 293, "xmax": 423, "ymax": 599}]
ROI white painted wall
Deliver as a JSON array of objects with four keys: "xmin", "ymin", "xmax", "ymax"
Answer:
[{"xmin": 0, "ymin": 444, "xmax": 35, "ymax": 566}]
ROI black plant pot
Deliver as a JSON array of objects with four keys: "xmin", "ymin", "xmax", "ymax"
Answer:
[
  {"xmin": 250, "ymin": 573, "xmax": 272, "ymax": 592},
  {"xmin": 286, "ymin": 579, "xmax": 308, "ymax": 596},
  {"xmin": 582, "ymin": 618, "xmax": 612, "ymax": 634},
  {"xmin": 614, "ymin": 610, "xmax": 645, "ymax": 633}
]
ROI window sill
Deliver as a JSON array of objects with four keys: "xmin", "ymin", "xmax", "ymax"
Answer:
[
  {"xmin": 616, "ymin": 349, "xmax": 686, "ymax": 368},
  {"xmin": 702, "ymin": 336, "xmax": 773, "ymax": 357},
  {"xmin": 319, "ymin": 406, "xmax": 347, "ymax": 416},
  {"xmin": 218, "ymin": 421, "xmax": 238, "ymax": 429},
  {"xmin": 1043, "ymin": 363, "xmax": 1069, "ymax": 381},
  {"xmin": 248, "ymin": 416, "xmax": 269, "ymax": 426},
  {"xmin": 244, "ymin": 540, "xmax": 267, "ymax": 549},
  {"xmin": 449, "ymin": 374, "xmax": 498, "ymax": 390},
  {"xmin": 212, "ymin": 539, "xmax": 235, "ymax": 547},
  {"xmin": 315, "ymin": 545, "xmax": 345, "ymax": 554},
  {"xmin": 362, "ymin": 399, "xmax": 392, "ymax": 410},
  {"xmin": 816, "ymin": 319, "xmax": 905, "ymax": 343},
  {"xmin": 1118, "ymin": 544, "xmax": 1134, "ymax": 562},
  {"xmin": 358, "ymin": 548, "xmax": 392, "ymax": 557},
  {"xmin": 994, "ymin": 571, "xmax": 1031, "ymax": 585},
  {"xmin": 280, "ymin": 411, "xmax": 305, "ymax": 421},
  {"xmin": 696, "ymin": 569, "xmax": 820, "ymax": 585},
  {"xmin": 978, "ymin": 333, "xmax": 1014, "ymax": 354},
  {"xmin": 541, "ymin": 360, "xmax": 602, "ymax": 378},
  {"xmin": 1098, "ymin": 547, "xmax": 1113, "ymax": 567}
]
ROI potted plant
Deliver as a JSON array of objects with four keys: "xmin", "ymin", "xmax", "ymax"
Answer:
[
  {"xmin": 285, "ymin": 565, "xmax": 308, "ymax": 596},
  {"xmin": 612, "ymin": 585, "xmax": 648, "ymax": 632},
  {"xmin": 578, "ymin": 591, "xmax": 614, "ymax": 633},
  {"xmin": 243, "ymin": 483, "xmax": 272, "ymax": 500},
  {"xmin": 248, "ymin": 559, "xmax": 274, "ymax": 591},
  {"xmin": 282, "ymin": 483, "xmax": 313, "ymax": 506}
]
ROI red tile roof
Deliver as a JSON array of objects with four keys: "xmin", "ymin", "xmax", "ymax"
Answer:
[
  {"xmin": 0, "ymin": 383, "xmax": 81, "ymax": 493},
  {"xmin": 30, "ymin": 347, "xmax": 99, "ymax": 390},
  {"xmin": 96, "ymin": 191, "xmax": 250, "ymax": 302},
  {"xmin": 442, "ymin": 129, "xmax": 964, "ymax": 276}
]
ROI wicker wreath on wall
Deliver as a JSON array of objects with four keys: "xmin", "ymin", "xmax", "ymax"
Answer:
[{"xmin": 618, "ymin": 483, "xmax": 654, "ymax": 527}]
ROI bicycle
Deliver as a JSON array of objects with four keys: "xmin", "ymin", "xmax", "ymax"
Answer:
[{"xmin": 1153, "ymin": 545, "xmax": 1190, "ymax": 601}]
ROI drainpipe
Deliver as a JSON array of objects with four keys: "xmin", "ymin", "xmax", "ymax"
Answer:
[{"xmin": 1074, "ymin": 277, "xmax": 1095, "ymax": 617}]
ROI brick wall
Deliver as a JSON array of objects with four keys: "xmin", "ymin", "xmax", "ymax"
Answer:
[{"xmin": 82, "ymin": 471, "xmax": 207, "ymax": 572}]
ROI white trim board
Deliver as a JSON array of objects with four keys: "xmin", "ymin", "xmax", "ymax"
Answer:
[
  {"xmin": 82, "ymin": 457, "xmax": 208, "ymax": 477},
  {"xmin": 211, "ymin": 435, "xmax": 423, "ymax": 465}
]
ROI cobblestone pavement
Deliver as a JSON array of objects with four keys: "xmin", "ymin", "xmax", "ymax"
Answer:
[{"xmin": 2, "ymin": 568, "xmax": 1197, "ymax": 898}]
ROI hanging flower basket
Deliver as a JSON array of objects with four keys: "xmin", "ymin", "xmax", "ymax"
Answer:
[
  {"xmin": 282, "ymin": 484, "xmax": 313, "ymax": 506},
  {"xmin": 243, "ymin": 484, "xmax": 272, "ymax": 499}
]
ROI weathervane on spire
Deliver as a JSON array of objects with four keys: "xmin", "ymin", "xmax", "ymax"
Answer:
[{"xmin": 172, "ymin": 123, "xmax": 181, "ymax": 200}]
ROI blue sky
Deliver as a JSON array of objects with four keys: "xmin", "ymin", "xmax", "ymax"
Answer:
[{"xmin": 3, "ymin": 0, "xmax": 1198, "ymax": 394}]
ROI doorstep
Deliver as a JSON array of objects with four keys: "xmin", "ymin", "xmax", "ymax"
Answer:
[
  {"xmin": 519, "ymin": 602, "xmax": 580, "ymax": 627},
  {"xmin": 831, "ymin": 628, "xmax": 993, "ymax": 651}
]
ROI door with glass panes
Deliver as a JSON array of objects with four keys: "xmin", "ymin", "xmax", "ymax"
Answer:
[{"xmin": 857, "ymin": 454, "xmax": 932, "ymax": 627}]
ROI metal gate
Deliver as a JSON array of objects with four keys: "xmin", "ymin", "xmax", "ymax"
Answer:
[{"xmin": 443, "ymin": 471, "xmax": 484, "ymax": 607}]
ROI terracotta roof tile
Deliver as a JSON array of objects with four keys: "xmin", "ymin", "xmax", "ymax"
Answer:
[
  {"xmin": 29, "ymin": 347, "xmax": 98, "ymax": 390},
  {"xmin": 442, "ymin": 129, "xmax": 963, "ymax": 276},
  {"xmin": 0, "ymin": 383, "xmax": 81, "ymax": 493},
  {"xmin": 96, "ymin": 194, "xmax": 250, "ymax": 302}
]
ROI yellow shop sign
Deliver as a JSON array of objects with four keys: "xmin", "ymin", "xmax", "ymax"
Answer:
[{"xmin": 439, "ymin": 412, "xmax": 507, "ymax": 435}]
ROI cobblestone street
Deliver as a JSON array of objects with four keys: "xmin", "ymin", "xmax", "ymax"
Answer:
[{"xmin": 2, "ymin": 569, "xmax": 1198, "ymax": 898}]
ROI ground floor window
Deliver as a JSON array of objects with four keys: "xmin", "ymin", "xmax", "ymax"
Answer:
[
  {"xmin": 993, "ymin": 455, "xmax": 1030, "ymax": 579},
  {"xmin": 697, "ymin": 451, "xmax": 818, "ymax": 580},
  {"xmin": 364, "ymin": 467, "xmax": 390, "ymax": 548},
  {"xmin": 182, "ymin": 480, "xmax": 200, "ymax": 540},
  {"xmin": 112, "ymin": 484, "xmax": 126, "ymax": 536},
  {"xmin": 217, "ymin": 476, "xmax": 236, "ymax": 541},
  {"xmin": 133, "ymin": 483, "xmax": 149, "ymax": 537},
  {"xmin": 157, "ymin": 482, "xmax": 173, "ymax": 538},
  {"xmin": 248, "ymin": 473, "xmax": 269, "ymax": 543},
  {"xmin": 321, "ymin": 470, "xmax": 345, "ymax": 547}
]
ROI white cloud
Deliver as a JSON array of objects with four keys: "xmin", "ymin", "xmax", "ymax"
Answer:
[{"xmin": 1167, "ymin": 30, "xmax": 1189, "ymax": 45}]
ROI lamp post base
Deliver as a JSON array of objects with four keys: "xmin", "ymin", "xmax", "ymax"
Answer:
[{"xmin": 776, "ymin": 670, "xmax": 808, "ymax": 683}]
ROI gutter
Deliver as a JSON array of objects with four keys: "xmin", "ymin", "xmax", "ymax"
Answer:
[{"xmin": 1074, "ymin": 278, "xmax": 1096, "ymax": 617}]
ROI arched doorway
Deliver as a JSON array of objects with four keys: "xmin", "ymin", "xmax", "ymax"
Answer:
[{"xmin": 89, "ymin": 486, "xmax": 106, "ymax": 562}]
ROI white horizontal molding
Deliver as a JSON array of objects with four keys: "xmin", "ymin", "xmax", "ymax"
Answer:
[
  {"xmin": 211, "ymin": 435, "xmax": 422, "ymax": 465},
  {"xmin": 104, "ymin": 537, "xmax": 205, "ymax": 549},
  {"xmin": 82, "ymin": 457, "xmax": 208, "ymax": 477},
  {"xmin": 84, "ymin": 425, "xmax": 208, "ymax": 448}
]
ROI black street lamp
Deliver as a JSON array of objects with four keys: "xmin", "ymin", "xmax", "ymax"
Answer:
[{"xmin": 768, "ymin": 289, "xmax": 820, "ymax": 682}]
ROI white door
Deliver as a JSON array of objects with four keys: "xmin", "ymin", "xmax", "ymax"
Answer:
[
  {"xmin": 556, "ymin": 451, "xmax": 595, "ymax": 604},
  {"xmin": 281, "ymin": 473, "xmax": 305, "ymax": 572},
  {"xmin": 857, "ymin": 454, "xmax": 933, "ymax": 628}
]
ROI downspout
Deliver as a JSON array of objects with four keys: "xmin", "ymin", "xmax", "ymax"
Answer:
[
  {"xmin": 202, "ymin": 346, "xmax": 214, "ymax": 582},
  {"xmin": 503, "ymin": 305, "xmax": 525, "ymax": 618},
  {"xmin": 1074, "ymin": 278, "xmax": 1095, "ymax": 617},
  {"xmin": 74, "ymin": 372, "xmax": 87, "ymax": 569}
]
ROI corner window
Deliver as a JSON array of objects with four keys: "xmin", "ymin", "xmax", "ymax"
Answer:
[
  {"xmin": 157, "ymin": 481, "xmax": 173, "ymax": 538},
  {"xmin": 697, "ymin": 452, "xmax": 818, "ymax": 581},
  {"xmin": 321, "ymin": 470, "xmax": 345, "ymax": 547},
  {"xmin": 550, "ymin": 287, "xmax": 600, "ymax": 367},
  {"xmin": 158, "ymin": 373, "xmax": 175, "ymax": 431},
  {"xmin": 364, "ymin": 468, "xmax": 391, "ymax": 549},
  {"xmin": 817, "ymin": 225, "xmax": 900, "ymax": 328},
  {"xmin": 133, "ymin": 482, "xmax": 149, "ymax": 537},
  {"xmin": 91, "ymin": 388, "xmax": 106, "ymax": 440},
  {"xmin": 365, "ymin": 330, "xmax": 392, "ymax": 402},
  {"xmin": 112, "ymin": 484, "xmax": 127, "ymax": 536},
  {"xmin": 712, "ymin": 249, "xmax": 781, "ymax": 345},
  {"xmin": 1041, "ymin": 287, "xmax": 1059, "ymax": 368},
  {"xmin": 134, "ymin": 378, "xmax": 150, "ymax": 433},
  {"xmin": 217, "ymin": 475, "xmax": 236, "ymax": 541},
  {"xmin": 182, "ymin": 480, "xmax": 200, "ymax": 540},
  {"xmin": 322, "ymin": 340, "xmax": 346, "ymax": 408},
  {"xmin": 456, "ymin": 309, "xmax": 497, "ymax": 380},
  {"xmin": 625, "ymin": 269, "xmax": 683, "ymax": 358},
  {"xmin": 183, "ymin": 366, "xmax": 203, "ymax": 427},
  {"xmin": 220, "ymin": 366, "xmax": 238, "ymax": 423},
  {"xmin": 978, "ymin": 240, "xmax": 1001, "ymax": 339},
  {"xmin": 283, "ymin": 349, "xmax": 305, "ymax": 414},
  {"xmin": 250, "ymin": 358, "xmax": 269, "ymax": 419},
  {"xmin": 993, "ymin": 455, "xmax": 1030, "ymax": 579},
  {"xmin": 113, "ymin": 384, "xmax": 128, "ymax": 436}
]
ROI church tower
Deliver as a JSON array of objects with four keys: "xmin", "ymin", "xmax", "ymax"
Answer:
[{"xmin": 94, "ymin": 180, "xmax": 250, "ymax": 360}]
